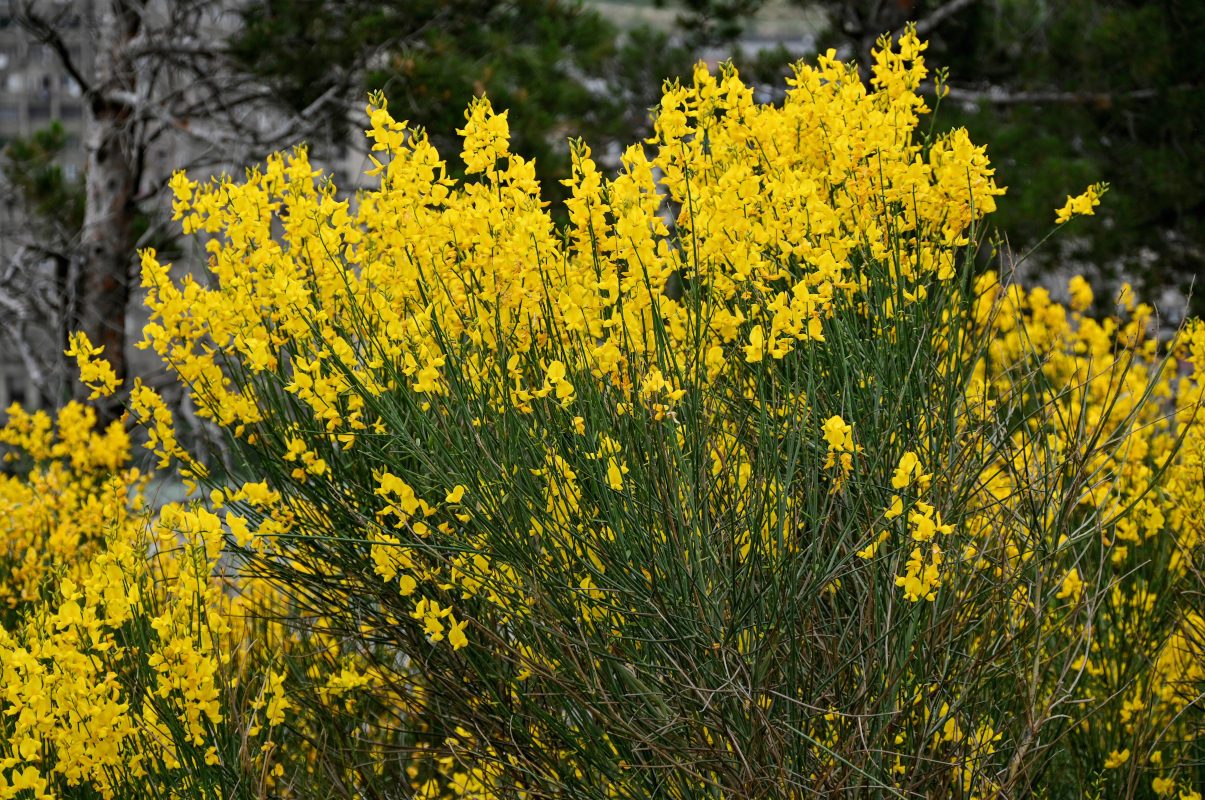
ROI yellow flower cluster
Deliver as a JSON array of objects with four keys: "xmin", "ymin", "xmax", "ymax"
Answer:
[
  {"xmin": 136, "ymin": 23, "xmax": 1001, "ymax": 661},
  {"xmin": 0, "ymin": 404, "xmax": 317, "ymax": 798},
  {"xmin": 886, "ymin": 450, "xmax": 952, "ymax": 602},
  {"xmin": 0, "ymin": 403, "xmax": 130, "ymax": 609},
  {"xmin": 141, "ymin": 28, "xmax": 1000, "ymax": 449},
  {"xmin": 63, "ymin": 332, "xmax": 120, "ymax": 400},
  {"xmin": 1055, "ymin": 181, "xmax": 1109, "ymax": 224}
]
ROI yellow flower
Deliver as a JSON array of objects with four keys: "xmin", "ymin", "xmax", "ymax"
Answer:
[
  {"xmin": 891, "ymin": 452, "xmax": 922, "ymax": 489},
  {"xmin": 856, "ymin": 530, "xmax": 890, "ymax": 560},
  {"xmin": 743, "ymin": 325, "xmax": 766, "ymax": 363},
  {"xmin": 1056, "ymin": 567, "xmax": 1083, "ymax": 602},
  {"xmin": 822, "ymin": 415, "xmax": 852, "ymax": 452},
  {"xmin": 606, "ymin": 458, "xmax": 626, "ymax": 491},
  {"xmin": 1055, "ymin": 181, "xmax": 1108, "ymax": 224},
  {"xmin": 64, "ymin": 331, "xmax": 120, "ymax": 399},
  {"xmin": 448, "ymin": 617, "xmax": 470, "ymax": 650},
  {"xmin": 1152, "ymin": 776, "xmax": 1175, "ymax": 795},
  {"xmin": 895, "ymin": 544, "xmax": 943, "ymax": 601},
  {"xmin": 1068, "ymin": 275, "xmax": 1094, "ymax": 312}
]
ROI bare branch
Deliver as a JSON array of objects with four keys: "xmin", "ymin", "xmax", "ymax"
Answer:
[
  {"xmin": 909, "ymin": 0, "xmax": 979, "ymax": 38},
  {"xmin": 123, "ymin": 35, "xmax": 233, "ymax": 62},
  {"xmin": 0, "ymin": 245, "xmax": 73, "ymax": 398},
  {"xmin": 106, "ymin": 80, "xmax": 347, "ymax": 154},
  {"xmin": 14, "ymin": 1, "xmax": 96, "ymax": 99},
  {"xmin": 256, "ymin": 84, "xmax": 351, "ymax": 146}
]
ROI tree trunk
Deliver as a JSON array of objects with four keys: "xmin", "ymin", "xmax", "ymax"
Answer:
[{"xmin": 76, "ymin": 0, "xmax": 142, "ymax": 424}]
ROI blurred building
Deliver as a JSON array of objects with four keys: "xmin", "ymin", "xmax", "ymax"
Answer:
[{"xmin": 0, "ymin": 0, "xmax": 91, "ymax": 151}]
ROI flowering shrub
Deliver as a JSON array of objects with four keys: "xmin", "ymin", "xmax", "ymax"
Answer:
[
  {"xmin": 0, "ymin": 403, "xmax": 225, "ymax": 798},
  {"xmin": 4, "ymin": 28, "xmax": 1204, "ymax": 799},
  {"xmin": 0, "ymin": 404, "xmax": 319, "ymax": 798}
]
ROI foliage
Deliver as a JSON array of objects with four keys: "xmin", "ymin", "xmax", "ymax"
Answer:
[
  {"xmin": 3, "ymin": 31, "xmax": 1205, "ymax": 800},
  {"xmin": 1, "ymin": 121, "xmax": 85, "ymax": 240},
  {"xmin": 651, "ymin": 0, "xmax": 765, "ymax": 48}
]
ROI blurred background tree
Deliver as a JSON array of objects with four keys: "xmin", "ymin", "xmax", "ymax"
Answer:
[
  {"xmin": 0, "ymin": 121, "xmax": 84, "ymax": 399},
  {"xmin": 657, "ymin": 0, "xmax": 1205, "ymax": 319},
  {"xmin": 229, "ymin": 0, "xmax": 695, "ymax": 210},
  {"xmin": 2, "ymin": 121, "xmax": 85, "ymax": 239}
]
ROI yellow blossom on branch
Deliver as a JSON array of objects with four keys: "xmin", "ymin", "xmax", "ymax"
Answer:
[
  {"xmin": 1055, "ymin": 181, "xmax": 1109, "ymax": 224},
  {"xmin": 64, "ymin": 331, "xmax": 120, "ymax": 399}
]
